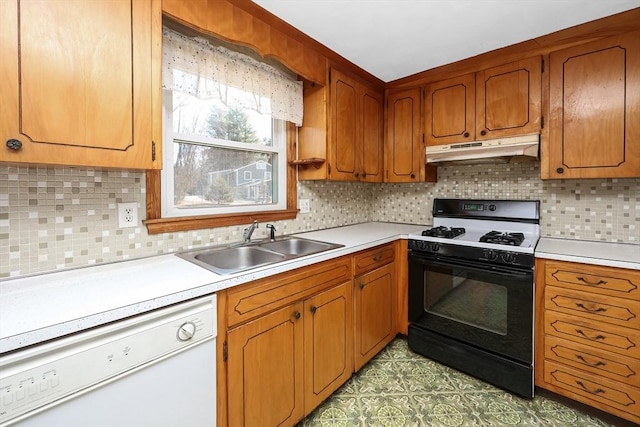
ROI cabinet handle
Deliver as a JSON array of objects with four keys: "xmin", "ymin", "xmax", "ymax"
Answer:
[
  {"xmin": 575, "ymin": 354, "xmax": 606, "ymax": 368},
  {"xmin": 480, "ymin": 130, "xmax": 487, "ymax": 136},
  {"xmin": 359, "ymin": 283, "xmax": 364, "ymax": 290},
  {"xmin": 373, "ymin": 254, "xmax": 383, "ymax": 262},
  {"xmin": 575, "ymin": 380, "xmax": 606, "ymax": 395},
  {"xmin": 556, "ymin": 167, "xmax": 564, "ymax": 174},
  {"xmin": 310, "ymin": 306, "xmax": 317, "ymax": 314},
  {"xmin": 463, "ymin": 132, "xmax": 470, "ymax": 138},
  {"xmin": 576, "ymin": 276, "xmax": 607, "ymax": 286},
  {"xmin": 575, "ymin": 329, "xmax": 606, "ymax": 341},
  {"xmin": 293, "ymin": 311, "xmax": 301, "ymax": 320},
  {"xmin": 6, "ymin": 139, "xmax": 22, "ymax": 151},
  {"xmin": 575, "ymin": 303, "xmax": 607, "ymax": 314}
]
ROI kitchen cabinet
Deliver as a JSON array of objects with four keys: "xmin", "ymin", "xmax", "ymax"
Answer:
[
  {"xmin": 385, "ymin": 88, "xmax": 437, "ymax": 182},
  {"xmin": 535, "ymin": 259, "xmax": 640, "ymax": 425},
  {"xmin": 0, "ymin": 0, "xmax": 161, "ymax": 169},
  {"xmin": 424, "ymin": 56, "xmax": 542, "ymax": 146},
  {"xmin": 221, "ymin": 256, "xmax": 353, "ymax": 427},
  {"xmin": 298, "ymin": 69, "xmax": 383, "ymax": 182},
  {"xmin": 353, "ymin": 243, "xmax": 397, "ymax": 371},
  {"xmin": 544, "ymin": 30, "xmax": 640, "ymax": 179}
]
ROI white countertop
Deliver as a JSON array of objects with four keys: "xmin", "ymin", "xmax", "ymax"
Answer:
[
  {"xmin": 536, "ymin": 237, "xmax": 640, "ymax": 270},
  {"xmin": 0, "ymin": 222, "xmax": 426, "ymax": 354}
]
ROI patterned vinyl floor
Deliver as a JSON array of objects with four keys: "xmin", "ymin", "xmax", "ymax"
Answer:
[{"xmin": 298, "ymin": 338, "xmax": 623, "ymax": 427}]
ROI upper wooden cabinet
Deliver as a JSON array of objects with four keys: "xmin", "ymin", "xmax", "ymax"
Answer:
[
  {"xmin": 0, "ymin": 0, "xmax": 161, "ymax": 169},
  {"xmin": 425, "ymin": 57, "xmax": 542, "ymax": 146},
  {"xmin": 298, "ymin": 69, "xmax": 383, "ymax": 182},
  {"xmin": 544, "ymin": 30, "xmax": 640, "ymax": 179}
]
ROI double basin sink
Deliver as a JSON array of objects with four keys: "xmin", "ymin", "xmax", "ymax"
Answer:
[{"xmin": 177, "ymin": 237, "xmax": 344, "ymax": 275}]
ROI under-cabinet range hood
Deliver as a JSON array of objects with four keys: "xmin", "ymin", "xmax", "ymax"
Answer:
[{"xmin": 425, "ymin": 133, "xmax": 539, "ymax": 165}]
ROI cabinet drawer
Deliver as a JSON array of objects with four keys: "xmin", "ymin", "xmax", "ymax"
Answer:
[
  {"xmin": 544, "ymin": 360, "xmax": 640, "ymax": 421},
  {"xmin": 545, "ymin": 311, "xmax": 640, "ymax": 359},
  {"xmin": 545, "ymin": 261, "xmax": 640, "ymax": 299},
  {"xmin": 226, "ymin": 256, "xmax": 352, "ymax": 327},
  {"xmin": 545, "ymin": 286, "xmax": 640, "ymax": 329},
  {"xmin": 353, "ymin": 243, "xmax": 395, "ymax": 276},
  {"xmin": 545, "ymin": 335, "xmax": 640, "ymax": 385}
]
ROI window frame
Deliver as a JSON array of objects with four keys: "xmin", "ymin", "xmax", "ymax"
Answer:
[{"xmin": 144, "ymin": 121, "xmax": 298, "ymax": 235}]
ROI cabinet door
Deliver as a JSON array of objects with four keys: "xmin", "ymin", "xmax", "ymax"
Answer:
[
  {"xmin": 0, "ymin": 0, "xmax": 160, "ymax": 169},
  {"xmin": 354, "ymin": 263, "xmax": 396, "ymax": 371},
  {"xmin": 425, "ymin": 73, "xmax": 475, "ymax": 146},
  {"xmin": 385, "ymin": 88, "xmax": 424, "ymax": 182},
  {"xmin": 547, "ymin": 31, "xmax": 640, "ymax": 179},
  {"xmin": 329, "ymin": 69, "xmax": 358, "ymax": 180},
  {"xmin": 476, "ymin": 56, "xmax": 542, "ymax": 140},
  {"xmin": 227, "ymin": 302, "xmax": 304, "ymax": 427},
  {"xmin": 304, "ymin": 281, "xmax": 353, "ymax": 413},
  {"xmin": 359, "ymin": 87, "xmax": 384, "ymax": 182}
]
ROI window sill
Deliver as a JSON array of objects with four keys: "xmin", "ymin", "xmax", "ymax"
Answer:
[{"xmin": 144, "ymin": 209, "xmax": 299, "ymax": 234}]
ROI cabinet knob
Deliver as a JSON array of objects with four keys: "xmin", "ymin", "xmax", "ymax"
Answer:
[
  {"xmin": 556, "ymin": 167, "xmax": 564, "ymax": 174},
  {"xmin": 293, "ymin": 311, "xmax": 301, "ymax": 320},
  {"xmin": 463, "ymin": 132, "xmax": 470, "ymax": 138},
  {"xmin": 361, "ymin": 173, "xmax": 367, "ymax": 178},
  {"xmin": 6, "ymin": 139, "xmax": 22, "ymax": 151},
  {"xmin": 480, "ymin": 130, "xmax": 487, "ymax": 136},
  {"xmin": 410, "ymin": 173, "xmax": 415, "ymax": 179},
  {"xmin": 354, "ymin": 172, "xmax": 359, "ymax": 178},
  {"xmin": 359, "ymin": 283, "xmax": 364, "ymax": 290},
  {"xmin": 310, "ymin": 306, "xmax": 317, "ymax": 314}
]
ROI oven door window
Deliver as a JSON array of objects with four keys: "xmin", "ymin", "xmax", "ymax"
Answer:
[{"xmin": 425, "ymin": 268, "xmax": 507, "ymax": 335}]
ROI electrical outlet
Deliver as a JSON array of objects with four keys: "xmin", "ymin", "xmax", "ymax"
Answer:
[
  {"xmin": 299, "ymin": 199, "xmax": 310, "ymax": 214},
  {"xmin": 117, "ymin": 203, "xmax": 138, "ymax": 228}
]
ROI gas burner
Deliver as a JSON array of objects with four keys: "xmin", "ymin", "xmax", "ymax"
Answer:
[
  {"xmin": 480, "ymin": 231, "xmax": 525, "ymax": 246},
  {"xmin": 422, "ymin": 226, "xmax": 466, "ymax": 239}
]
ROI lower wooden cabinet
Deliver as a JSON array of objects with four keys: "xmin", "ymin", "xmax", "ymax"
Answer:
[
  {"xmin": 218, "ymin": 243, "xmax": 404, "ymax": 427},
  {"xmin": 535, "ymin": 258, "xmax": 640, "ymax": 424}
]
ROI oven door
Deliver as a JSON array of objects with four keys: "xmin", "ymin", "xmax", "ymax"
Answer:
[{"xmin": 408, "ymin": 251, "xmax": 533, "ymax": 364}]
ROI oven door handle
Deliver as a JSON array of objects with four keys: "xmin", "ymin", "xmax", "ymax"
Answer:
[{"xmin": 409, "ymin": 253, "xmax": 532, "ymax": 278}]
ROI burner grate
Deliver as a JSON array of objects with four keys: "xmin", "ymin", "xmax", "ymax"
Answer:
[
  {"xmin": 479, "ymin": 231, "xmax": 525, "ymax": 246},
  {"xmin": 422, "ymin": 226, "xmax": 466, "ymax": 239}
]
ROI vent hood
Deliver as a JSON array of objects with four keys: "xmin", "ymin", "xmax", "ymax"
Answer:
[{"xmin": 425, "ymin": 134, "xmax": 539, "ymax": 165}]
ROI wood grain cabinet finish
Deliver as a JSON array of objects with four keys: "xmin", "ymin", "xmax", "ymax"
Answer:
[
  {"xmin": 546, "ymin": 30, "xmax": 640, "ymax": 179},
  {"xmin": 424, "ymin": 57, "xmax": 542, "ymax": 146},
  {"xmin": 0, "ymin": 0, "xmax": 161, "ymax": 169},
  {"xmin": 385, "ymin": 88, "xmax": 437, "ymax": 182},
  {"xmin": 328, "ymin": 69, "xmax": 384, "ymax": 182},
  {"xmin": 536, "ymin": 258, "xmax": 640, "ymax": 424}
]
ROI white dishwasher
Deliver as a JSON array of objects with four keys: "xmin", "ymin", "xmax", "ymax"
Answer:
[{"xmin": 0, "ymin": 294, "xmax": 217, "ymax": 427}]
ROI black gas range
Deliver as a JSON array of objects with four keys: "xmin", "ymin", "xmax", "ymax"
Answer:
[{"xmin": 408, "ymin": 199, "xmax": 540, "ymax": 398}]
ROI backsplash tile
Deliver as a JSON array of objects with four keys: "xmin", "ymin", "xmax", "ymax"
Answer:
[{"xmin": 1, "ymin": 162, "xmax": 638, "ymax": 278}]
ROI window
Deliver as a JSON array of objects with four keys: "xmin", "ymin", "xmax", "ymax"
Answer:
[{"xmin": 146, "ymin": 26, "xmax": 303, "ymax": 233}]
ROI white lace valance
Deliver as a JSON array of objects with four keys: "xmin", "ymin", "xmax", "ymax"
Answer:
[{"xmin": 162, "ymin": 27, "xmax": 303, "ymax": 126}]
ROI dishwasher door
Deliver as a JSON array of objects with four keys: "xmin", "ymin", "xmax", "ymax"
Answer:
[{"xmin": 1, "ymin": 295, "xmax": 217, "ymax": 427}]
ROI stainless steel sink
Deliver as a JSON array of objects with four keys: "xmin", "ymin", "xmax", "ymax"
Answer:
[
  {"xmin": 177, "ymin": 237, "xmax": 343, "ymax": 275},
  {"xmin": 258, "ymin": 238, "xmax": 336, "ymax": 256}
]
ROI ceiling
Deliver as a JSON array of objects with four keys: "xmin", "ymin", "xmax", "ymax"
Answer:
[{"xmin": 252, "ymin": 0, "xmax": 640, "ymax": 82}]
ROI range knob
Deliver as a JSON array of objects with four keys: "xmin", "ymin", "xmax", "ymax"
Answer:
[
  {"xmin": 485, "ymin": 249, "xmax": 498, "ymax": 260},
  {"xmin": 502, "ymin": 252, "xmax": 516, "ymax": 263},
  {"xmin": 430, "ymin": 243, "xmax": 440, "ymax": 252},
  {"xmin": 418, "ymin": 241, "xmax": 428, "ymax": 250},
  {"xmin": 176, "ymin": 321, "xmax": 197, "ymax": 342}
]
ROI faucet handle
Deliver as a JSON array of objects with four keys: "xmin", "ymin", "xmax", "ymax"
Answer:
[{"xmin": 266, "ymin": 224, "xmax": 277, "ymax": 241}]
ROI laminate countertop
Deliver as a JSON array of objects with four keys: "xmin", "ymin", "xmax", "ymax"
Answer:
[
  {"xmin": 535, "ymin": 237, "xmax": 640, "ymax": 270},
  {"xmin": 0, "ymin": 222, "xmax": 426, "ymax": 354}
]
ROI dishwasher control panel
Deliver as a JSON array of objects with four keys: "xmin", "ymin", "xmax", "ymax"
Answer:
[{"xmin": 0, "ymin": 295, "xmax": 216, "ymax": 425}]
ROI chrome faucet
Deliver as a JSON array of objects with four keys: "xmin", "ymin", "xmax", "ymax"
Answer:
[
  {"xmin": 243, "ymin": 220, "xmax": 259, "ymax": 242},
  {"xmin": 266, "ymin": 224, "xmax": 277, "ymax": 241}
]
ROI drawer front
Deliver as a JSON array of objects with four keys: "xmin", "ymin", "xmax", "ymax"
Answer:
[
  {"xmin": 544, "ymin": 360, "xmax": 640, "ymax": 420},
  {"xmin": 545, "ymin": 335, "xmax": 640, "ymax": 385},
  {"xmin": 226, "ymin": 256, "xmax": 352, "ymax": 327},
  {"xmin": 545, "ymin": 260, "xmax": 640, "ymax": 299},
  {"xmin": 545, "ymin": 286, "xmax": 640, "ymax": 329},
  {"xmin": 545, "ymin": 311, "xmax": 640, "ymax": 359},
  {"xmin": 353, "ymin": 243, "xmax": 395, "ymax": 276}
]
